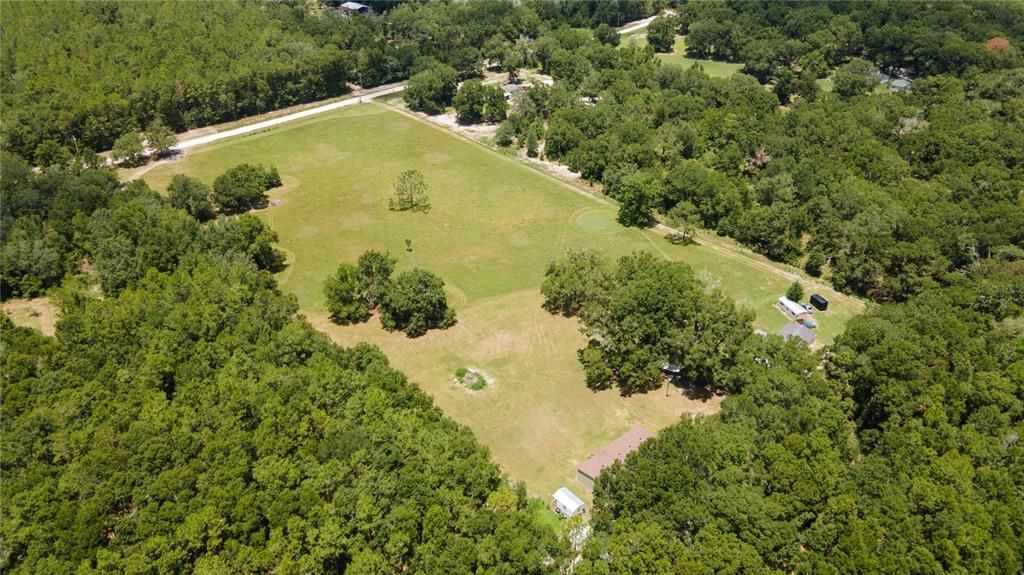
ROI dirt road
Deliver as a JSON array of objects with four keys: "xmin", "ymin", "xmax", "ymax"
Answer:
[{"xmin": 171, "ymin": 83, "xmax": 406, "ymax": 152}]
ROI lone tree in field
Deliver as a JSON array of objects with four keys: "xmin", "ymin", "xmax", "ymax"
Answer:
[
  {"xmin": 212, "ymin": 163, "xmax": 279, "ymax": 214},
  {"xmin": 388, "ymin": 170, "xmax": 431, "ymax": 212},
  {"xmin": 786, "ymin": 281, "xmax": 805, "ymax": 302}
]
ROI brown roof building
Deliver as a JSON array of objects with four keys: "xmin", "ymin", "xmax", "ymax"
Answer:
[{"xmin": 576, "ymin": 426, "xmax": 654, "ymax": 491}]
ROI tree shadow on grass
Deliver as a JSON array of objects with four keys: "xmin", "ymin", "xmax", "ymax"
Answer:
[{"xmin": 667, "ymin": 378, "xmax": 716, "ymax": 402}]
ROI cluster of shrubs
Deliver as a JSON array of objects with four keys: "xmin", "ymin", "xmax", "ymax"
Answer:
[
  {"xmin": 455, "ymin": 367, "xmax": 487, "ymax": 391},
  {"xmin": 168, "ymin": 163, "xmax": 280, "ymax": 220},
  {"xmin": 325, "ymin": 249, "xmax": 456, "ymax": 337},
  {"xmin": 0, "ymin": 156, "xmax": 283, "ymax": 299}
]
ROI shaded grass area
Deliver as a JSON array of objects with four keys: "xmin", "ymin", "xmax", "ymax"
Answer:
[
  {"xmin": 530, "ymin": 500, "xmax": 564, "ymax": 534},
  {"xmin": 142, "ymin": 104, "xmax": 861, "ymax": 499},
  {"xmin": 623, "ymin": 34, "xmax": 745, "ymax": 78}
]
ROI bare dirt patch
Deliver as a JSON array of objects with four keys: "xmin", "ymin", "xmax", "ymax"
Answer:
[
  {"xmin": 3, "ymin": 297, "xmax": 58, "ymax": 336},
  {"xmin": 392, "ymin": 103, "xmax": 501, "ymax": 144}
]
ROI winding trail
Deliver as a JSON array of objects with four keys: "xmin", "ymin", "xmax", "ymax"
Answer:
[{"xmin": 617, "ymin": 11, "xmax": 672, "ymax": 35}]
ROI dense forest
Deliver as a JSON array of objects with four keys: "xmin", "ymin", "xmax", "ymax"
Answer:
[
  {"xmin": 0, "ymin": 153, "xmax": 282, "ymax": 298},
  {"xmin": 679, "ymin": 1, "xmax": 1024, "ymax": 81},
  {"xmin": 3, "ymin": 1, "xmax": 1024, "ymax": 573},
  {"xmin": 0, "ymin": 0, "xmax": 662, "ymax": 160},
  {"xmin": 479, "ymin": 3, "xmax": 1024, "ymax": 303},
  {"xmin": 0, "ymin": 161, "xmax": 566, "ymax": 573},
  {"xmin": 579, "ymin": 261, "xmax": 1024, "ymax": 574}
]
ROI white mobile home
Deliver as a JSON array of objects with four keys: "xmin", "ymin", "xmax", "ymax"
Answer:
[{"xmin": 777, "ymin": 296, "xmax": 809, "ymax": 320}]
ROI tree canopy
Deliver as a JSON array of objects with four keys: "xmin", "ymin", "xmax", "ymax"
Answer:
[
  {"xmin": 580, "ymin": 262, "xmax": 1024, "ymax": 574},
  {"xmin": 212, "ymin": 163, "xmax": 279, "ymax": 214},
  {"xmin": 379, "ymin": 268, "xmax": 457, "ymax": 338},
  {"xmin": 1, "ymin": 256, "xmax": 565, "ymax": 573},
  {"xmin": 542, "ymin": 251, "xmax": 754, "ymax": 395},
  {"xmin": 403, "ymin": 64, "xmax": 459, "ymax": 115},
  {"xmin": 4, "ymin": 2, "xmax": 1024, "ymax": 573}
]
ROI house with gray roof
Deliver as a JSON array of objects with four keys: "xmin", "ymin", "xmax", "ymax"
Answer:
[{"xmin": 778, "ymin": 322, "xmax": 816, "ymax": 346}]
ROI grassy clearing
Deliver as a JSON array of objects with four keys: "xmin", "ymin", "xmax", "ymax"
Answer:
[
  {"xmin": 623, "ymin": 34, "xmax": 745, "ymax": 78},
  {"xmin": 142, "ymin": 103, "xmax": 861, "ymax": 500},
  {"xmin": 530, "ymin": 500, "xmax": 564, "ymax": 534},
  {"xmin": 2, "ymin": 297, "xmax": 57, "ymax": 336}
]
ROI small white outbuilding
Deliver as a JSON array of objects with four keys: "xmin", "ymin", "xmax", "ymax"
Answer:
[{"xmin": 552, "ymin": 487, "xmax": 585, "ymax": 518}]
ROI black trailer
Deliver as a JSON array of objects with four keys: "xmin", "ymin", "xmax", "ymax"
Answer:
[{"xmin": 810, "ymin": 294, "xmax": 829, "ymax": 311}]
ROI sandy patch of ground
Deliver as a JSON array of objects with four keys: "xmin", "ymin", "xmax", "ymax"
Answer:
[
  {"xmin": 520, "ymin": 151, "xmax": 588, "ymax": 184},
  {"xmin": 415, "ymin": 109, "xmax": 501, "ymax": 144}
]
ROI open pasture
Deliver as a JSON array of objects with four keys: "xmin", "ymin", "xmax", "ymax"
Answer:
[{"xmin": 142, "ymin": 103, "xmax": 860, "ymax": 500}]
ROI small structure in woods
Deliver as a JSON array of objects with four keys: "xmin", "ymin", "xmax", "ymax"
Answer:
[
  {"xmin": 552, "ymin": 487, "xmax": 585, "ymax": 518},
  {"xmin": 576, "ymin": 426, "xmax": 653, "ymax": 491},
  {"xmin": 889, "ymin": 78, "xmax": 912, "ymax": 92},
  {"xmin": 503, "ymin": 83, "xmax": 524, "ymax": 100},
  {"xmin": 339, "ymin": 1, "xmax": 371, "ymax": 15}
]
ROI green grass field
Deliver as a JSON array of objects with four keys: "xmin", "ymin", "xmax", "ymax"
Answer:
[
  {"xmin": 141, "ymin": 103, "xmax": 862, "ymax": 501},
  {"xmin": 623, "ymin": 34, "xmax": 745, "ymax": 78}
]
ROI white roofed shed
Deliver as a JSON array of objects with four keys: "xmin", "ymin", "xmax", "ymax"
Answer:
[{"xmin": 552, "ymin": 487, "xmax": 585, "ymax": 518}]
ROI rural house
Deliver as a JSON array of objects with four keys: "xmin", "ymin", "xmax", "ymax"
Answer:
[
  {"xmin": 778, "ymin": 322, "xmax": 816, "ymax": 346},
  {"xmin": 577, "ymin": 426, "xmax": 653, "ymax": 491}
]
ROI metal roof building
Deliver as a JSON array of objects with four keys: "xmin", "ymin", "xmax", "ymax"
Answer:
[
  {"xmin": 889, "ymin": 78, "xmax": 912, "ymax": 91},
  {"xmin": 778, "ymin": 296, "xmax": 809, "ymax": 320},
  {"xmin": 577, "ymin": 426, "xmax": 653, "ymax": 491},
  {"xmin": 340, "ymin": 1, "xmax": 370, "ymax": 14},
  {"xmin": 778, "ymin": 322, "xmax": 816, "ymax": 346},
  {"xmin": 552, "ymin": 487, "xmax": 585, "ymax": 517}
]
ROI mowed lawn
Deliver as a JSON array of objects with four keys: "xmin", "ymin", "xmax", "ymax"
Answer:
[
  {"xmin": 142, "ymin": 103, "xmax": 861, "ymax": 501},
  {"xmin": 624, "ymin": 34, "xmax": 745, "ymax": 79}
]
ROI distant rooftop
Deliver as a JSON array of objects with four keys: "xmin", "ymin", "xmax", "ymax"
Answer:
[
  {"xmin": 578, "ymin": 426, "xmax": 653, "ymax": 479},
  {"xmin": 889, "ymin": 78, "xmax": 911, "ymax": 91}
]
